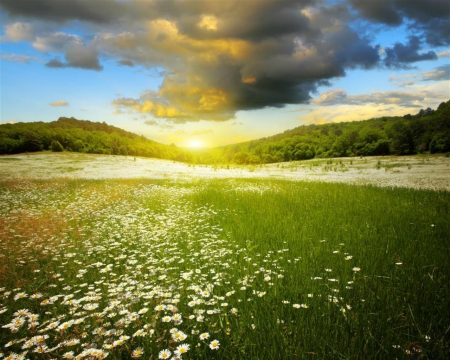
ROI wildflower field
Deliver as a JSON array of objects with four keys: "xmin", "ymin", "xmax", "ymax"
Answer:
[{"xmin": 1, "ymin": 175, "xmax": 449, "ymax": 359}]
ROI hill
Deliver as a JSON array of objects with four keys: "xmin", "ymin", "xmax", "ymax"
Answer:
[
  {"xmin": 1, "ymin": 100, "xmax": 449, "ymax": 164},
  {"xmin": 194, "ymin": 100, "xmax": 450, "ymax": 164},
  {"xmin": 0, "ymin": 117, "xmax": 192, "ymax": 162}
]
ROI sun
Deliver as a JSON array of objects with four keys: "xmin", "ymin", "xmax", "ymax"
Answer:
[{"xmin": 188, "ymin": 140, "xmax": 204, "ymax": 148}]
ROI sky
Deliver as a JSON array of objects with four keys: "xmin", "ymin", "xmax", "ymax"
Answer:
[{"xmin": 1, "ymin": 0, "xmax": 449, "ymax": 148}]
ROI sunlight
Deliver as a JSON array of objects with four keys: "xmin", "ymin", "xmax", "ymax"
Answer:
[{"xmin": 188, "ymin": 140, "xmax": 204, "ymax": 148}]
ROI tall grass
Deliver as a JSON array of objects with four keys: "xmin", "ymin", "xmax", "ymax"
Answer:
[
  {"xmin": 0, "ymin": 178, "xmax": 448, "ymax": 359},
  {"xmin": 186, "ymin": 179, "xmax": 450, "ymax": 358}
]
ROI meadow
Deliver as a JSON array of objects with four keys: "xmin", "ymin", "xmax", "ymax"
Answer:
[{"xmin": 0, "ymin": 155, "xmax": 449, "ymax": 359}]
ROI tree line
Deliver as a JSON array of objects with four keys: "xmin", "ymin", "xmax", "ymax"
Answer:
[
  {"xmin": 1, "ymin": 100, "xmax": 449, "ymax": 164},
  {"xmin": 0, "ymin": 117, "xmax": 193, "ymax": 162},
  {"xmin": 194, "ymin": 100, "xmax": 450, "ymax": 164}
]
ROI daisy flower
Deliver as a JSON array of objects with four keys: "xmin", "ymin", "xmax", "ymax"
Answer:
[
  {"xmin": 158, "ymin": 349, "xmax": 171, "ymax": 359},
  {"xmin": 174, "ymin": 343, "xmax": 190, "ymax": 356},
  {"xmin": 172, "ymin": 313, "xmax": 182, "ymax": 322},
  {"xmin": 209, "ymin": 340, "xmax": 220, "ymax": 350},
  {"xmin": 131, "ymin": 347, "xmax": 144, "ymax": 358}
]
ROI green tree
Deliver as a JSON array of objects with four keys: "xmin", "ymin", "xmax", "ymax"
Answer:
[
  {"xmin": 22, "ymin": 130, "xmax": 43, "ymax": 152},
  {"xmin": 50, "ymin": 140, "xmax": 64, "ymax": 152},
  {"xmin": 388, "ymin": 122, "xmax": 415, "ymax": 155}
]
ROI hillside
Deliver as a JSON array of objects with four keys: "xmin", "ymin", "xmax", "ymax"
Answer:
[
  {"xmin": 194, "ymin": 100, "xmax": 450, "ymax": 164},
  {"xmin": 1, "ymin": 101, "xmax": 449, "ymax": 164},
  {"xmin": 0, "ymin": 117, "xmax": 192, "ymax": 162}
]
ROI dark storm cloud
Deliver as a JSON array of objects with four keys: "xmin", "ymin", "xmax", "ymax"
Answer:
[
  {"xmin": 45, "ymin": 56, "xmax": 66, "ymax": 68},
  {"xmin": 163, "ymin": 0, "xmax": 316, "ymax": 42},
  {"xmin": 1, "ymin": 0, "xmax": 447, "ymax": 122},
  {"xmin": 107, "ymin": 1, "xmax": 383, "ymax": 121},
  {"xmin": 65, "ymin": 44, "xmax": 103, "ymax": 71},
  {"xmin": 45, "ymin": 46, "xmax": 103, "ymax": 71},
  {"xmin": 0, "ymin": 0, "xmax": 126, "ymax": 23},
  {"xmin": 118, "ymin": 59, "xmax": 134, "ymax": 67},
  {"xmin": 384, "ymin": 36, "xmax": 438, "ymax": 68},
  {"xmin": 349, "ymin": 0, "xmax": 450, "ymax": 46},
  {"xmin": 348, "ymin": 0, "xmax": 401, "ymax": 25}
]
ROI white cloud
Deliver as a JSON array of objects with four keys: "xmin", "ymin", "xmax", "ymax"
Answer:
[
  {"xmin": 33, "ymin": 32, "xmax": 82, "ymax": 52},
  {"xmin": 0, "ymin": 120, "xmax": 18, "ymax": 125},
  {"xmin": 0, "ymin": 22, "xmax": 34, "ymax": 42},
  {"xmin": 49, "ymin": 100, "xmax": 69, "ymax": 107},
  {"xmin": 437, "ymin": 50, "xmax": 450, "ymax": 57},
  {"xmin": 389, "ymin": 65, "xmax": 450, "ymax": 87},
  {"xmin": 1, "ymin": 53, "xmax": 39, "ymax": 64},
  {"xmin": 313, "ymin": 89, "xmax": 428, "ymax": 108}
]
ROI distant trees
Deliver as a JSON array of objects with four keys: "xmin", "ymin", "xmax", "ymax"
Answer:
[
  {"xmin": 1, "ymin": 101, "xmax": 449, "ymax": 164},
  {"xmin": 0, "ymin": 117, "xmax": 190, "ymax": 161},
  {"xmin": 193, "ymin": 99, "xmax": 450, "ymax": 164}
]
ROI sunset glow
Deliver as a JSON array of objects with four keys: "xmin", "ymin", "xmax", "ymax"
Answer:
[{"xmin": 187, "ymin": 140, "xmax": 204, "ymax": 149}]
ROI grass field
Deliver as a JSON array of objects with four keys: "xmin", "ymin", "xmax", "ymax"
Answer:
[{"xmin": 0, "ymin": 168, "xmax": 449, "ymax": 358}]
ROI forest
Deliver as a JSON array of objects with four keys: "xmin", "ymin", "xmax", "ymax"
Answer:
[
  {"xmin": 195, "ymin": 100, "xmax": 450, "ymax": 164},
  {"xmin": 0, "ymin": 116, "xmax": 192, "ymax": 162},
  {"xmin": 1, "ymin": 100, "xmax": 449, "ymax": 164}
]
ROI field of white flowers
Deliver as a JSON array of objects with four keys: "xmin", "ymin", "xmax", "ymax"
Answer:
[
  {"xmin": 0, "ymin": 152, "xmax": 449, "ymax": 191},
  {"xmin": 1, "ymin": 153, "xmax": 449, "ymax": 359}
]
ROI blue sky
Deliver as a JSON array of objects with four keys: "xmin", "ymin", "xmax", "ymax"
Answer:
[{"xmin": 1, "ymin": 0, "xmax": 449, "ymax": 148}]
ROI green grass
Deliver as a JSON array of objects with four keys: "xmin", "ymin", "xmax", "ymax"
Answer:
[
  {"xmin": 0, "ymin": 158, "xmax": 22, "ymax": 162},
  {"xmin": 0, "ymin": 178, "xmax": 449, "ymax": 359},
  {"xmin": 54, "ymin": 166, "xmax": 85, "ymax": 173}
]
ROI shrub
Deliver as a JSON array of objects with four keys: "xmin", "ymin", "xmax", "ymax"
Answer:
[{"xmin": 50, "ymin": 140, "xmax": 64, "ymax": 152}]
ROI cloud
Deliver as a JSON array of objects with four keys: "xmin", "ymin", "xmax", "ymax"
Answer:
[
  {"xmin": 118, "ymin": 59, "xmax": 134, "ymax": 67},
  {"xmin": 437, "ymin": 50, "xmax": 450, "ymax": 57},
  {"xmin": 0, "ymin": 120, "xmax": 18, "ymax": 125},
  {"xmin": 421, "ymin": 64, "xmax": 450, "ymax": 81},
  {"xmin": 384, "ymin": 36, "xmax": 437, "ymax": 68},
  {"xmin": 65, "ymin": 43, "xmax": 103, "ymax": 70},
  {"xmin": 349, "ymin": 0, "xmax": 450, "ymax": 46},
  {"xmin": 313, "ymin": 89, "xmax": 348, "ymax": 106},
  {"xmin": 1, "ymin": 0, "xmax": 448, "ymax": 122},
  {"xmin": 45, "ymin": 44, "xmax": 103, "ymax": 70},
  {"xmin": 45, "ymin": 56, "xmax": 66, "ymax": 68},
  {"xmin": 389, "ymin": 64, "xmax": 450, "ymax": 86},
  {"xmin": 144, "ymin": 119, "xmax": 158, "ymax": 126},
  {"xmin": 33, "ymin": 32, "xmax": 82, "ymax": 52},
  {"xmin": 31, "ymin": 31, "xmax": 103, "ymax": 70},
  {"xmin": 0, "ymin": 0, "xmax": 126, "ymax": 23},
  {"xmin": 313, "ymin": 89, "xmax": 428, "ymax": 108},
  {"xmin": 0, "ymin": 22, "xmax": 34, "ymax": 41},
  {"xmin": 1, "ymin": 53, "xmax": 39, "ymax": 64},
  {"xmin": 49, "ymin": 100, "xmax": 68, "ymax": 107},
  {"xmin": 108, "ymin": 4, "xmax": 380, "ymax": 122},
  {"xmin": 348, "ymin": 0, "xmax": 402, "ymax": 26},
  {"xmin": 300, "ymin": 103, "xmax": 416, "ymax": 125}
]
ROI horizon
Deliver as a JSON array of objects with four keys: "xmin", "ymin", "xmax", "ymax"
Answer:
[{"xmin": 1, "ymin": 0, "xmax": 449, "ymax": 148}]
